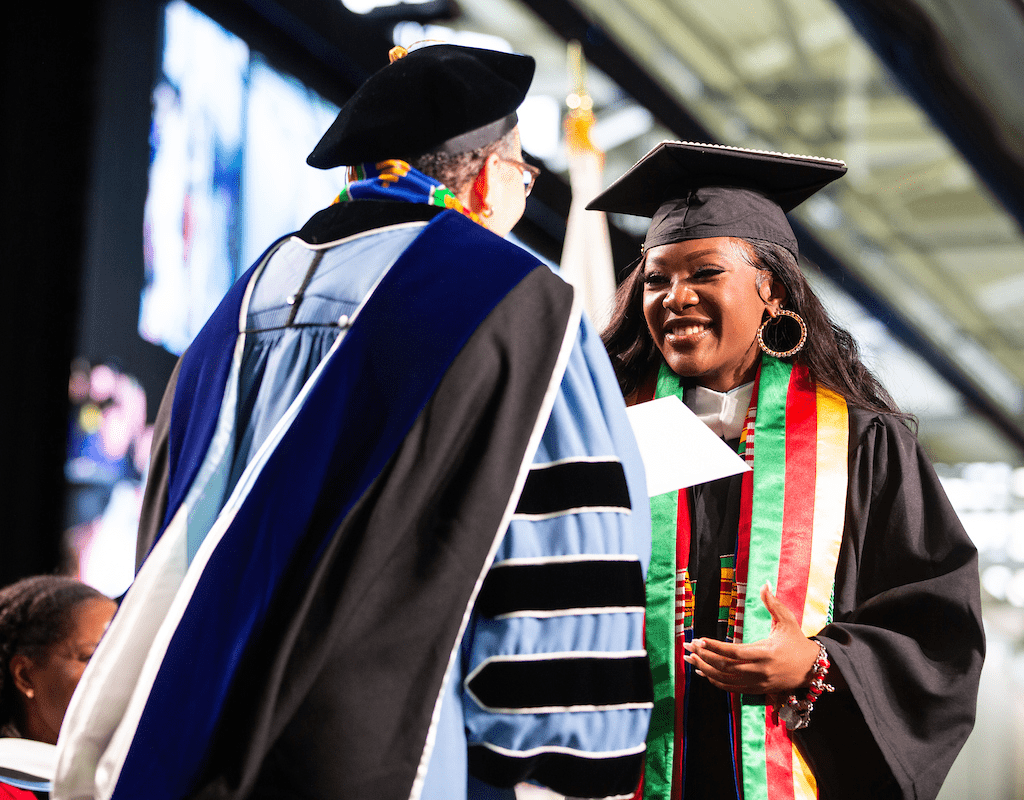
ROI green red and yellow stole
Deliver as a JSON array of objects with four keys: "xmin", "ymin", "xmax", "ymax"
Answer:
[
  {"xmin": 636, "ymin": 355, "xmax": 849, "ymax": 800},
  {"xmin": 332, "ymin": 159, "xmax": 483, "ymax": 224}
]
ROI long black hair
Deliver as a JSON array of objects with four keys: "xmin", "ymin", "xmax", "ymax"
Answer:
[
  {"xmin": 601, "ymin": 238, "xmax": 910, "ymax": 421},
  {"xmin": 0, "ymin": 575, "xmax": 108, "ymax": 736}
]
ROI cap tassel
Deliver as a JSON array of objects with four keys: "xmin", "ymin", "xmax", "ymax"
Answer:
[{"xmin": 389, "ymin": 40, "xmax": 448, "ymax": 63}]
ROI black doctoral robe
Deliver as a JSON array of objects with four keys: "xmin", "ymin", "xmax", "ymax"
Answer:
[{"xmin": 683, "ymin": 406, "xmax": 983, "ymax": 800}]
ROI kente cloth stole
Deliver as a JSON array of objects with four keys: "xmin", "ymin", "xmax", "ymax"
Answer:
[
  {"xmin": 636, "ymin": 356, "xmax": 849, "ymax": 800},
  {"xmin": 332, "ymin": 159, "xmax": 482, "ymax": 223}
]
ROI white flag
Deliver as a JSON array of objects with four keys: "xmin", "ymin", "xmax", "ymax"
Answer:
[{"xmin": 559, "ymin": 44, "xmax": 617, "ymax": 332}]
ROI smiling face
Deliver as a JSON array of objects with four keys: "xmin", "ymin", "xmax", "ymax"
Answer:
[{"xmin": 641, "ymin": 236, "xmax": 786, "ymax": 392}]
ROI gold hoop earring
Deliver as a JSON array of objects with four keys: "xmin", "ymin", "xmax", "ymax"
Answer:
[
  {"xmin": 482, "ymin": 206, "xmax": 494, "ymax": 218},
  {"xmin": 757, "ymin": 308, "xmax": 807, "ymax": 358}
]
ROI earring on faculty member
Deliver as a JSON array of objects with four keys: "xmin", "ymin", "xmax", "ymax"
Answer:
[{"xmin": 757, "ymin": 308, "xmax": 807, "ymax": 358}]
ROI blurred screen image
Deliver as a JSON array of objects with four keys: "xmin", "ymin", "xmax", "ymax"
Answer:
[{"xmin": 63, "ymin": 0, "xmax": 342, "ymax": 596}]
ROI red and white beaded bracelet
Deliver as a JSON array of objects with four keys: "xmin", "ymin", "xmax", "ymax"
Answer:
[{"xmin": 779, "ymin": 639, "xmax": 834, "ymax": 731}]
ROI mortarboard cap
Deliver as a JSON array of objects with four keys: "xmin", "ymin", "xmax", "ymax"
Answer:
[
  {"xmin": 586, "ymin": 141, "xmax": 847, "ymax": 259},
  {"xmin": 307, "ymin": 43, "xmax": 535, "ymax": 169}
]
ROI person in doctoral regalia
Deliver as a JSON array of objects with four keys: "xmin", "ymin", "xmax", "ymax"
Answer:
[
  {"xmin": 590, "ymin": 141, "xmax": 983, "ymax": 800},
  {"xmin": 53, "ymin": 43, "xmax": 653, "ymax": 800}
]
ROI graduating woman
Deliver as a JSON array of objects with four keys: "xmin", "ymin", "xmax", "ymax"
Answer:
[{"xmin": 589, "ymin": 142, "xmax": 983, "ymax": 800}]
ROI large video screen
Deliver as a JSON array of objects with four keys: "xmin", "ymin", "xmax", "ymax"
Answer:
[
  {"xmin": 64, "ymin": 0, "xmax": 342, "ymax": 596},
  {"xmin": 141, "ymin": 0, "xmax": 341, "ymax": 356}
]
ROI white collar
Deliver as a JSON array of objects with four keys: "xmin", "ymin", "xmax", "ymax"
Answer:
[
  {"xmin": 0, "ymin": 737, "xmax": 55, "ymax": 786},
  {"xmin": 685, "ymin": 381, "xmax": 754, "ymax": 441}
]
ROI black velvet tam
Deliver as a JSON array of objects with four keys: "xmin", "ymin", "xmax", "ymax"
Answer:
[
  {"xmin": 587, "ymin": 141, "xmax": 847, "ymax": 258},
  {"xmin": 307, "ymin": 43, "xmax": 535, "ymax": 169}
]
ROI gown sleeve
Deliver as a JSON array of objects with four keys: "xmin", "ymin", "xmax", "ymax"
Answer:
[
  {"xmin": 134, "ymin": 356, "xmax": 181, "ymax": 572},
  {"xmin": 426, "ymin": 312, "xmax": 653, "ymax": 800},
  {"xmin": 799, "ymin": 412, "xmax": 984, "ymax": 800}
]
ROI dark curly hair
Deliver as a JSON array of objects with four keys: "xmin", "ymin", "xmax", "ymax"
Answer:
[
  {"xmin": 0, "ymin": 575, "xmax": 108, "ymax": 736},
  {"xmin": 601, "ymin": 237, "xmax": 910, "ymax": 422},
  {"xmin": 409, "ymin": 128, "xmax": 519, "ymax": 195}
]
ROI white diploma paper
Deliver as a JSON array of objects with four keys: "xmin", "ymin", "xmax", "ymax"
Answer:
[{"xmin": 625, "ymin": 395, "xmax": 751, "ymax": 497}]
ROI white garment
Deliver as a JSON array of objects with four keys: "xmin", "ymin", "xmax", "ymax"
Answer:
[
  {"xmin": 685, "ymin": 382, "xmax": 753, "ymax": 441},
  {"xmin": 0, "ymin": 738, "xmax": 55, "ymax": 793}
]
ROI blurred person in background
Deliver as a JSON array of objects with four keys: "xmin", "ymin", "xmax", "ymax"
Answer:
[
  {"xmin": 63, "ymin": 360, "xmax": 150, "ymax": 598},
  {"xmin": 0, "ymin": 576, "xmax": 116, "ymax": 799}
]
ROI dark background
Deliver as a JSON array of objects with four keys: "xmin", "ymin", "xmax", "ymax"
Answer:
[
  {"xmin": 0, "ymin": 0, "xmax": 637, "ymax": 586},
  {"xmin": 5, "ymin": 0, "xmax": 1023, "ymax": 586}
]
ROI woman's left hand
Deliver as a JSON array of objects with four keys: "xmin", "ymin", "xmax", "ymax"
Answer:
[{"xmin": 682, "ymin": 582, "xmax": 820, "ymax": 695}]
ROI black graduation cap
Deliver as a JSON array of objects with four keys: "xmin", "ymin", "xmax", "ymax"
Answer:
[
  {"xmin": 586, "ymin": 140, "xmax": 847, "ymax": 258},
  {"xmin": 307, "ymin": 43, "xmax": 535, "ymax": 169}
]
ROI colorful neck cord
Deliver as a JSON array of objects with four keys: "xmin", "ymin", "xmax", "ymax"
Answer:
[{"xmin": 332, "ymin": 159, "xmax": 482, "ymax": 224}]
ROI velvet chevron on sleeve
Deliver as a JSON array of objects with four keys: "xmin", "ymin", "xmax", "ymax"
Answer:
[{"xmin": 453, "ymin": 315, "xmax": 653, "ymax": 800}]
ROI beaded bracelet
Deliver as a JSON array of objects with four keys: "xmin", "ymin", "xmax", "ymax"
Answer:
[{"xmin": 778, "ymin": 639, "xmax": 834, "ymax": 731}]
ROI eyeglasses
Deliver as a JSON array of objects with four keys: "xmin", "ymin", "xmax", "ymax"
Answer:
[{"xmin": 500, "ymin": 158, "xmax": 541, "ymax": 197}]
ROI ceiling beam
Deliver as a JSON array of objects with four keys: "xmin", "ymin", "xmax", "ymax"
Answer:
[
  {"xmin": 832, "ymin": 0, "xmax": 1024, "ymax": 235},
  {"xmin": 516, "ymin": 0, "xmax": 1024, "ymax": 453}
]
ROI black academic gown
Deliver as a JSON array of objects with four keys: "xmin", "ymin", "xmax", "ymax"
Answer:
[{"xmin": 683, "ymin": 406, "xmax": 983, "ymax": 800}]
